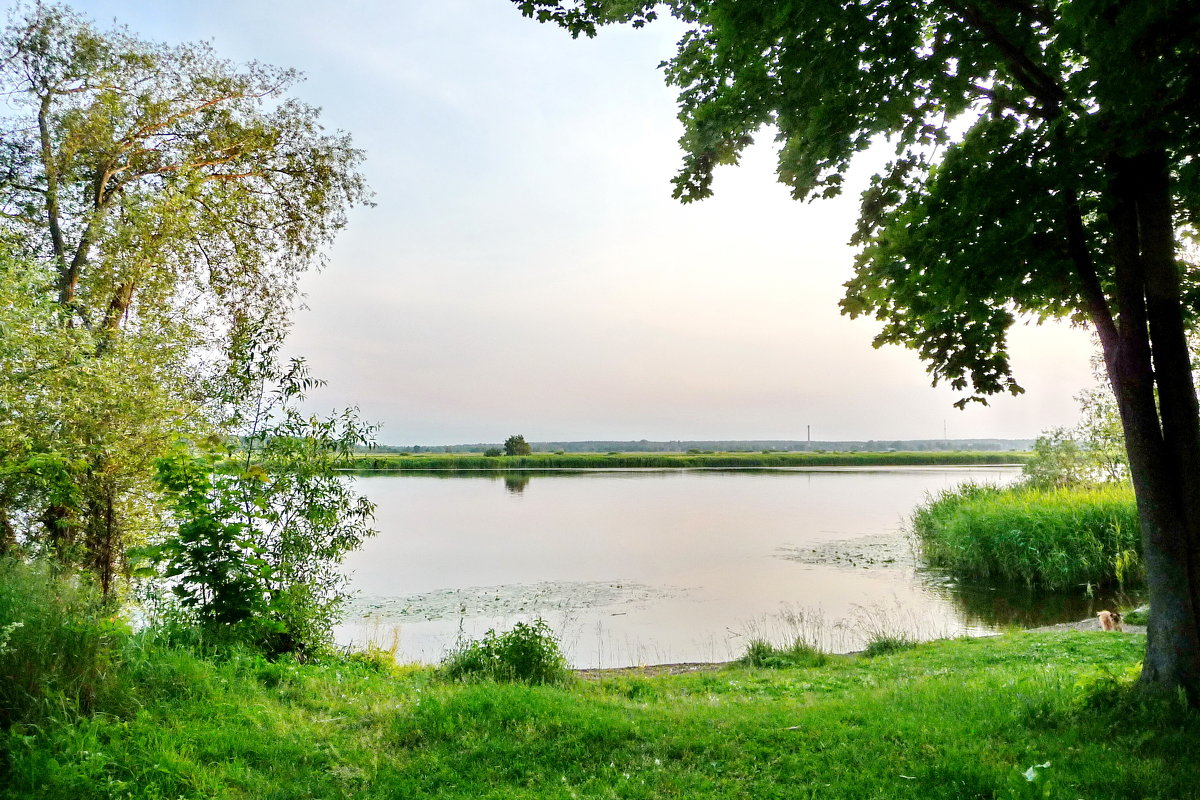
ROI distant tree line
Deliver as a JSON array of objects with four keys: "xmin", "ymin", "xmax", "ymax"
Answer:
[{"xmin": 364, "ymin": 438, "xmax": 1034, "ymax": 454}]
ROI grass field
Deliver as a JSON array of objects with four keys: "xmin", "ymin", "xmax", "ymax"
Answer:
[
  {"xmin": 2, "ymin": 560, "xmax": 1191, "ymax": 799},
  {"xmin": 4, "ymin": 630, "xmax": 1191, "ymax": 799},
  {"xmin": 348, "ymin": 450, "xmax": 1031, "ymax": 471}
]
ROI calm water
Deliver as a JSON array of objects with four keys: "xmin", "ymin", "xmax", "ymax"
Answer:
[{"xmin": 337, "ymin": 467, "xmax": 1126, "ymax": 668}]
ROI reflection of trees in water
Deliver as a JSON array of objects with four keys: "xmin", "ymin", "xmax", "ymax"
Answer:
[
  {"xmin": 502, "ymin": 474, "xmax": 531, "ymax": 494},
  {"xmin": 923, "ymin": 572, "xmax": 1144, "ymax": 628}
]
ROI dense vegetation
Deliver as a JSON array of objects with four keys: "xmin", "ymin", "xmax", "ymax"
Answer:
[
  {"xmin": 912, "ymin": 483, "xmax": 1141, "ymax": 590},
  {"xmin": 0, "ymin": 4, "xmax": 373, "ymax": 657},
  {"xmin": 2, "ymin": 560, "xmax": 1191, "ymax": 799},
  {"xmin": 349, "ymin": 450, "xmax": 1031, "ymax": 471}
]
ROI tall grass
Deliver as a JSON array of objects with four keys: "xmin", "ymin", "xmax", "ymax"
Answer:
[
  {"xmin": 911, "ymin": 483, "xmax": 1141, "ymax": 589},
  {"xmin": 350, "ymin": 450, "xmax": 1030, "ymax": 471},
  {"xmin": 0, "ymin": 559, "xmax": 131, "ymax": 726}
]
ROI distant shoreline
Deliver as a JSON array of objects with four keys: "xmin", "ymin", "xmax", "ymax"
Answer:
[
  {"xmin": 347, "ymin": 450, "xmax": 1032, "ymax": 471},
  {"xmin": 366, "ymin": 438, "xmax": 1036, "ymax": 455}
]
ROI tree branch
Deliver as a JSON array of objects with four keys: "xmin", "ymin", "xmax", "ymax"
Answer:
[{"xmin": 942, "ymin": 0, "xmax": 1066, "ymax": 113}]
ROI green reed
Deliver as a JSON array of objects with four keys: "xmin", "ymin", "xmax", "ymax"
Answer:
[{"xmin": 911, "ymin": 483, "xmax": 1141, "ymax": 590}]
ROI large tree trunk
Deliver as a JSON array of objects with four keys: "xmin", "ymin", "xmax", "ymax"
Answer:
[{"xmin": 1101, "ymin": 152, "xmax": 1200, "ymax": 701}]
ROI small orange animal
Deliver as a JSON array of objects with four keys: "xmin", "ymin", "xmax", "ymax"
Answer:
[{"xmin": 1097, "ymin": 610, "xmax": 1124, "ymax": 632}]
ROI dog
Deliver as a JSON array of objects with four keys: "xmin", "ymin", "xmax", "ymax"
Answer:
[{"xmin": 1096, "ymin": 610, "xmax": 1124, "ymax": 632}]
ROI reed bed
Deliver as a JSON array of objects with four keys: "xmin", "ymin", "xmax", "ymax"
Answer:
[
  {"xmin": 911, "ymin": 483, "xmax": 1141, "ymax": 590},
  {"xmin": 348, "ymin": 450, "xmax": 1029, "ymax": 471}
]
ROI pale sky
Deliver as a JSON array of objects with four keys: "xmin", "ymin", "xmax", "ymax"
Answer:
[{"xmin": 71, "ymin": 0, "xmax": 1097, "ymax": 445}]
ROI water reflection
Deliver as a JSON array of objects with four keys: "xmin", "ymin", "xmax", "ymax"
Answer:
[
  {"xmin": 501, "ymin": 474, "xmax": 531, "ymax": 494},
  {"xmin": 925, "ymin": 574, "xmax": 1144, "ymax": 629},
  {"xmin": 337, "ymin": 466, "xmax": 1129, "ymax": 667}
]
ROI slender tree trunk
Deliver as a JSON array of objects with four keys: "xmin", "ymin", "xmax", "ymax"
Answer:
[
  {"xmin": 83, "ymin": 475, "xmax": 121, "ymax": 599},
  {"xmin": 0, "ymin": 505, "xmax": 15, "ymax": 555},
  {"xmin": 1100, "ymin": 152, "xmax": 1200, "ymax": 701}
]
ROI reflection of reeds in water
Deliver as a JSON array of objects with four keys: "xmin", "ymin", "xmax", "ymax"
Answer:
[{"xmin": 924, "ymin": 577, "xmax": 1144, "ymax": 630}]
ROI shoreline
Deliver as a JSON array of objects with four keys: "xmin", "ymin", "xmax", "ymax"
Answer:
[{"xmin": 573, "ymin": 621, "xmax": 1147, "ymax": 679}]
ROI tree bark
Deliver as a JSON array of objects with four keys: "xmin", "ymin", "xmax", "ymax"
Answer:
[{"xmin": 1099, "ymin": 152, "xmax": 1200, "ymax": 701}]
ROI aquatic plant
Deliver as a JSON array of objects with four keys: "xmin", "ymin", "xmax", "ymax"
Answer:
[{"xmin": 912, "ymin": 483, "xmax": 1140, "ymax": 590}]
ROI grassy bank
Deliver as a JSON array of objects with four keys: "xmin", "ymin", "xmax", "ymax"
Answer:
[
  {"xmin": 3, "ymin": 559, "xmax": 1192, "ymax": 800},
  {"xmin": 912, "ymin": 483, "xmax": 1141, "ymax": 590},
  {"xmin": 3, "ymin": 625, "xmax": 1191, "ymax": 798},
  {"xmin": 348, "ymin": 450, "xmax": 1031, "ymax": 471}
]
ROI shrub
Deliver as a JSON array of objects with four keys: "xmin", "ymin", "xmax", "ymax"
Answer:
[
  {"xmin": 441, "ymin": 619, "xmax": 570, "ymax": 685},
  {"xmin": 738, "ymin": 638, "xmax": 826, "ymax": 669},
  {"xmin": 483, "ymin": 448, "xmax": 503, "ymax": 457}
]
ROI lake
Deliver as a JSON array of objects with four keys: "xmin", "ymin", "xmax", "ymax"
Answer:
[{"xmin": 337, "ymin": 466, "xmax": 1126, "ymax": 668}]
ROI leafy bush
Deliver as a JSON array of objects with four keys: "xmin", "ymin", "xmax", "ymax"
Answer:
[
  {"xmin": 738, "ymin": 638, "xmax": 826, "ymax": 669},
  {"xmin": 503, "ymin": 435, "xmax": 532, "ymax": 456},
  {"xmin": 147, "ymin": 350, "xmax": 376, "ymax": 657},
  {"xmin": 441, "ymin": 619, "xmax": 570, "ymax": 685},
  {"xmin": 483, "ymin": 448, "xmax": 503, "ymax": 457},
  {"xmin": 0, "ymin": 559, "xmax": 130, "ymax": 726}
]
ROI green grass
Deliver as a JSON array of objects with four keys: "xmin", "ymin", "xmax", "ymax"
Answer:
[
  {"xmin": 348, "ymin": 450, "xmax": 1031, "ymax": 471},
  {"xmin": 5, "ymin": 560, "xmax": 1192, "ymax": 799},
  {"xmin": 912, "ymin": 482, "xmax": 1141, "ymax": 590},
  {"xmin": 4, "ymin": 629, "xmax": 1194, "ymax": 799}
]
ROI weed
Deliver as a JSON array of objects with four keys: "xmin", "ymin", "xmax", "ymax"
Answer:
[
  {"xmin": 738, "ymin": 638, "xmax": 827, "ymax": 668},
  {"xmin": 441, "ymin": 619, "xmax": 571, "ymax": 685},
  {"xmin": 0, "ymin": 559, "xmax": 131, "ymax": 727},
  {"xmin": 862, "ymin": 634, "xmax": 918, "ymax": 657},
  {"xmin": 1123, "ymin": 608, "xmax": 1149, "ymax": 626}
]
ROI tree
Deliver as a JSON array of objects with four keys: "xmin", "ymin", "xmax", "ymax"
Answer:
[
  {"xmin": 0, "ymin": 4, "xmax": 368, "ymax": 590},
  {"xmin": 150, "ymin": 343, "xmax": 376, "ymax": 655},
  {"xmin": 514, "ymin": 0, "xmax": 1200, "ymax": 699},
  {"xmin": 0, "ymin": 251, "xmax": 206, "ymax": 594},
  {"xmin": 504, "ymin": 435, "xmax": 533, "ymax": 456}
]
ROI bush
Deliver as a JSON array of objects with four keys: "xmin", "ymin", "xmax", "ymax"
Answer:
[
  {"xmin": 441, "ymin": 619, "xmax": 570, "ymax": 685},
  {"xmin": 0, "ymin": 559, "xmax": 131, "ymax": 726},
  {"xmin": 483, "ymin": 448, "xmax": 503, "ymax": 457},
  {"xmin": 738, "ymin": 638, "xmax": 826, "ymax": 669}
]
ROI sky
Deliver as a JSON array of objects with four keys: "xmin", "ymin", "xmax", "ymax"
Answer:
[{"xmin": 69, "ymin": 0, "xmax": 1098, "ymax": 445}]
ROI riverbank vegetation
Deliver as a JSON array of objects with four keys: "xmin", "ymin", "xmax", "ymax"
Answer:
[
  {"xmin": 912, "ymin": 383, "xmax": 1142, "ymax": 591},
  {"xmin": 912, "ymin": 483, "xmax": 1140, "ymax": 590},
  {"xmin": 349, "ymin": 450, "xmax": 1030, "ymax": 471},
  {"xmin": 2, "ymin": 561, "xmax": 1191, "ymax": 799},
  {"xmin": 0, "ymin": 5, "xmax": 374, "ymax": 658}
]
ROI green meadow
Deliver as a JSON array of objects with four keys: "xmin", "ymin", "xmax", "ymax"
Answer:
[{"xmin": 3, "ymin": 560, "xmax": 1189, "ymax": 800}]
